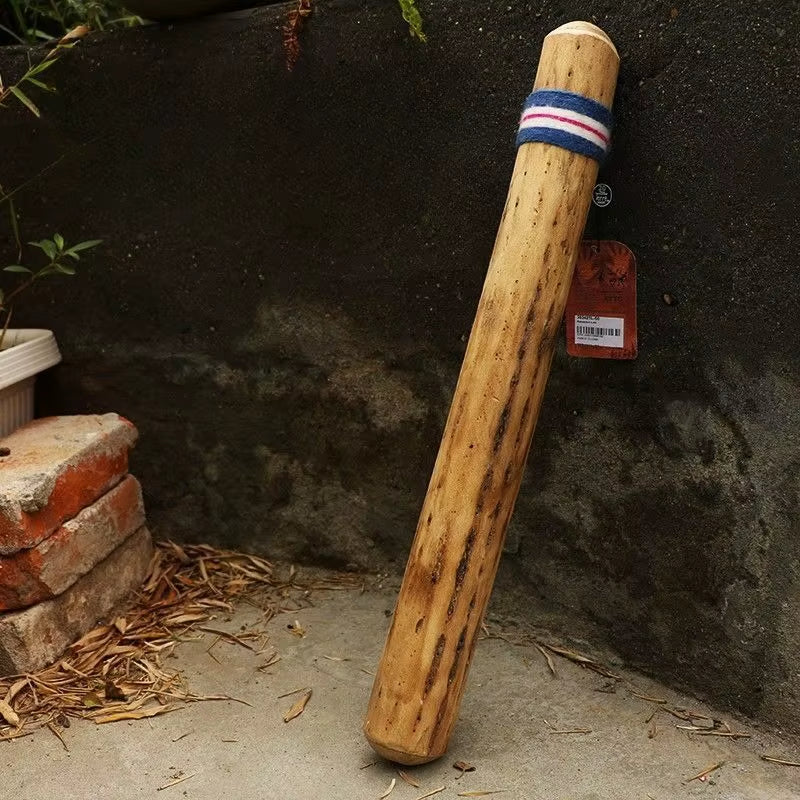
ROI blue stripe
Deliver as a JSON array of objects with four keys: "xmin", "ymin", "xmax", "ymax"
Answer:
[
  {"xmin": 516, "ymin": 88, "xmax": 613, "ymax": 161},
  {"xmin": 521, "ymin": 88, "xmax": 613, "ymax": 129},
  {"xmin": 516, "ymin": 127, "xmax": 606, "ymax": 162}
]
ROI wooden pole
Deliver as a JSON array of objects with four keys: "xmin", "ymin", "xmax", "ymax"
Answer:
[{"xmin": 363, "ymin": 22, "xmax": 620, "ymax": 765}]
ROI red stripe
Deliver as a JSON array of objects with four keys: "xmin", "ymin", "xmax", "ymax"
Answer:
[{"xmin": 521, "ymin": 111, "xmax": 609, "ymax": 144}]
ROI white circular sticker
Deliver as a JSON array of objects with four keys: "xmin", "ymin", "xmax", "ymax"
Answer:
[{"xmin": 592, "ymin": 183, "xmax": 612, "ymax": 207}]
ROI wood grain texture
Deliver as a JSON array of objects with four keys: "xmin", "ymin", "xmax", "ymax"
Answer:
[{"xmin": 364, "ymin": 22, "xmax": 620, "ymax": 765}]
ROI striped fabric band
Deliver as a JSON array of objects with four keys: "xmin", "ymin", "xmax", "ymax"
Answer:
[{"xmin": 516, "ymin": 89, "xmax": 613, "ymax": 162}]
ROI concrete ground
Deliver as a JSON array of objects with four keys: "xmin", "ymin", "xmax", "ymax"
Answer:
[{"xmin": 4, "ymin": 579, "xmax": 800, "ymax": 800}]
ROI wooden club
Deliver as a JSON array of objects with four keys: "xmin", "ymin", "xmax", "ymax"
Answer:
[{"xmin": 364, "ymin": 21, "xmax": 620, "ymax": 765}]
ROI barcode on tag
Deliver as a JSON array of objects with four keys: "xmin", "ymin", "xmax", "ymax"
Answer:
[{"xmin": 574, "ymin": 315, "xmax": 624, "ymax": 348}]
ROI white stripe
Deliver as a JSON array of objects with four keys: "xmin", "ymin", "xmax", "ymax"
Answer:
[
  {"xmin": 519, "ymin": 104, "xmax": 610, "ymax": 142},
  {"xmin": 519, "ymin": 117, "xmax": 607, "ymax": 150}
]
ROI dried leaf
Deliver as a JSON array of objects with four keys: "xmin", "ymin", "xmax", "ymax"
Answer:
[
  {"xmin": 167, "ymin": 613, "xmax": 209, "ymax": 626},
  {"xmin": 414, "ymin": 788, "xmax": 445, "ymax": 800},
  {"xmin": 453, "ymin": 760, "xmax": 476, "ymax": 774},
  {"xmin": 0, "ymin": 540, "xmax": 349, "ymax": 740},
  {"xmin": 72, "ymin": 626, "xmax": 113, "ymax": 650},
  {"xmin": 761, "ymin": 755, "xmax": 800, "ymax": 767},
  {"xmin": 60, "ymin": 24, "xmax": 89, "ymax": 43},
  {"xmin": 83, "ymin": 692, "xmax": 103, "ymax": 709},
  {"xmin": 0, "ymin": 699, "xmax": 20, "ymax": 726},
  {"xmin": 543, "ymin": 644, "xmax": 622, "ymax": 680},
  {"xmin": 283, "ymin": 689, "xmax": 312, "ymax": 722},
  {"xmin": 4, "ymin": 678, "xmax": 27, "ymax": 705},
  {"xmin": 167, "ymin": 542, "xmax": 191, "ymax": 564},
  {"xmin": 46, "ymin": 722, "xmax": 68, "ymax": 751},
  {"xmin": 685, "ymin": 761, "xmax": 725, "ymax": 783},
  {"xmin": 630, "ymin": 691, "xmax": 667, "ymax": 704},
  {"xmin": 104, "ymin": 680, "xmax": 127, "ymax": 702},
  {"xmin": 278, "ymin": 687, "xmax": 309, "ymax": 699},
  {"xmin": 93, "ymin": 703, "xmax": 182, "ymax": 724},
  {"xmin": 547, "ymin": 727, "xmax": 591, "ymax": 735},
  {"xmin": 398, "ymin": 770, "xmax": 420, "ymax": 787},
  {"xmin": 157, "ymin": 773, "xmax": 196, "ymax": 791},
  {"xmin": 258, "ymin": 654, "xmax": 281, "ymax": 671},
  {"xmin": 198, "ymin": 627, "xmax": 256, "ymax": 651},
  {"xmin": 378, "ymin": 778, "xmax": 396, "ymax": 799},
  {"xmin": 534, "ymin": 643, "xmax": 557, "ymax": 677},
  {"xmin": 0, "ymin": 728, "xmax": 34, "ymax": 742}
]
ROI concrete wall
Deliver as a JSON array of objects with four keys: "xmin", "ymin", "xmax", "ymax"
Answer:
[{"xmin": 1, "ymin": 1, "xmax": 798, "ymax": 731}]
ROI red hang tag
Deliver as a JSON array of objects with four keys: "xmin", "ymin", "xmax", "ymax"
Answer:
[{"xmin": 566, "ymin": 240, "xmax": 638, "ymax": 360}]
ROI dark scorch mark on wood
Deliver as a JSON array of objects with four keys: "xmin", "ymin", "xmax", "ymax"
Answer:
[
  {"xmin": 431, "ymin": 538, "xmax": 445, "ymax": 584},
  {"xmin": 485, "ymin": 500, "xmax": 503, "ymax": 547},
  {"xmin": 447, "ymin": 626, "xmax": 468, "ymax": 685},
  {"xmin": 515, "ymin": 398, "xmax": 531, "ymax": 447},
  {"xmin": 430, "ymin": 703, "xmax": 448, "ymax": 742},
  {"xmin": 448, "ymin": 526, "xmax": 477, "ymax": 618},
  {"xmin": 537, "ymin": 302, "xmax": 559, "ymax": 357},
  {"xmin": 492, "ymin": 402, "xmax": 511, "ymax": 453},
  {"xmin": 424, "ymin": 634, "xmax": 447, "ymax": 696}
]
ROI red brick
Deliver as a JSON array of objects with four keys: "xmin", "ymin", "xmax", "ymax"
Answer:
[
  {"xmin": 0, "ymin": 414, "xmax": 138, "ymax": 555},
  {"xmin": 0, "ymin": 476, "xmax": 145, "ymax": 611},
  {"xmin": 0, "ymin": 527, "xmax": 153, "ymax": 676}
]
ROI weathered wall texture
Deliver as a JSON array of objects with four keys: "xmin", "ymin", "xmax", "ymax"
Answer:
[{"xmin": 1, "ymin": 1, "xmax": 798, "ymax": 731}]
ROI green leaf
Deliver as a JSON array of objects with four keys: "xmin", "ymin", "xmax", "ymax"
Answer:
[
  {"xmin": 55, "ymin": 262, "xmax": 76, "ymax": 275},
  {"xmin": 24, "ymin": 77, "xmax": 55, "ymax": 92},
  {"xmin": 53, "ymin": 233, "xmax": 64, "ymax": 251},
  {"xmin": 9, "ymin": 85, "xmax": 40, "ymax": 117},
  {"xmin": 29, "ymin": 239, "xmax": 57, "ymax": 260},
  {"xmin": 397, "ymin": 0, "xmax": 426, "ymax": 42},
  {"xmin": 67, "ymin": 239, "xmax": 102, "ymax": 253},
  {"xmin": 7, "ymin": 196, "xmax": 21, "ymax": 259},
  {"xmin": 2, "ymin": 265, "xmax": 32, "ymax": 274},
  {"xmin": 26, "ymin": 59, "xmax": 58, "ymax": 78}
]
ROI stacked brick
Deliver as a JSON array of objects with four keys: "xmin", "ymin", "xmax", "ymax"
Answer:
[{"xmin": 0, "ymin": 414, "xmax": 153, "ymax": 675}]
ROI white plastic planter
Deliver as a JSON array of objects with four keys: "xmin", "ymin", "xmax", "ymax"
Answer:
[{"xmin": 0, "ymin": 330, "xmax": 62, "ymax": 438}]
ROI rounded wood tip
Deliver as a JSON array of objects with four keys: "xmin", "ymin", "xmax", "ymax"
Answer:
[
  {"xmin": 364, "ymin": 730, "xmax": 443, "ymax": 766},
  {"xmin": 546, "ymin": 20, "xmax": 618, "ymax": 58}
]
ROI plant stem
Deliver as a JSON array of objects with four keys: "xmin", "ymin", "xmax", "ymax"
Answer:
[
  {"xmin": 0, "ymin": 307, "xmax": 13, "ymax": 350},
  {"xmin": 0, "ymin": 155, "xmax": 67, "ymax": 207},
  {"xmin": 2, "ymin": 272, "xmax": 39, "ymax": 308}
]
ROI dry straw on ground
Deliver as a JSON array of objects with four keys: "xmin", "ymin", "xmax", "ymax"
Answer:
[{"xmin": 0, "ymin": 541, "xmax": 358, "ymax": 744}]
